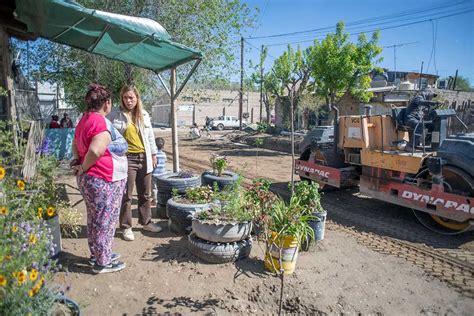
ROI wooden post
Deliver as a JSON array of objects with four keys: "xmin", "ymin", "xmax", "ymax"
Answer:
[
  {"xmin": 1, "ymin": 28, "xmax": 17, "ymax": 121},
  {"xmin": 223, "ymin": 107, "xmax": 226, "ymax": 116},
  {"xmin": 192, "ymin": 104, "xmax": 196, "ymax": 125},
  {"xmin": 260, "ymin": 44, "xmax": 264, "ymax": 122},
  {"xmin": 170, "ymin": 68, "xmax": 179, "ymax": 172},
  {"xmin": 251, "ymin": 107, "xmax": 254, "ymax": 123},
  {"xmin": 290, "ymin": 87, "xmax": 295, "ymax": 196}
]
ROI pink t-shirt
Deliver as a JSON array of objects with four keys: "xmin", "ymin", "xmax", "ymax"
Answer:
[{"xmin": 74, "ymin": 112, "xmax": 127, "ymax": 182}]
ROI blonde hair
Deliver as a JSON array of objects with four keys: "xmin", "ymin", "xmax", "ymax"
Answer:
[{"xmin": 120, "ymin": 85, "xmax": 144, "ymax": 127}]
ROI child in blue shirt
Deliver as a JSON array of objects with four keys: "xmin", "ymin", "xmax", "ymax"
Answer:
[{"xmin": 152, "ymin": 137, "xmax": 168, "ymax": 205}]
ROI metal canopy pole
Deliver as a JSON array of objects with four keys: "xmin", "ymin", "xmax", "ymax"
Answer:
[
  {"xmin": 170, "ymin": 68, "xmax": 179, "ymax": 172},
  {"xmin": 155, "ymin": 59, "xmax": 201, "ymax": 173}
]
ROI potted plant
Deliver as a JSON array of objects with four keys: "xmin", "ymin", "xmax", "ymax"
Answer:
[
  {"xmin": 155, "ymin": 170, "xmax": 201, "ymax": 218},
  {"xmin": 292, "ymin": 181, "xmax": 327, "ymax": 249},
  {"xmin": 251, "ymin": 181, "xmax": 316, "ymax": 274},
  {"xmin": 37, "ymin": 205, "xmax": 61, "ymax": 258},
  {"xmin": 166, "ymin": 186, "xmax": 213, "ymax": 235},
  {"xmin": 187, "ymin": 181, "xmax": 253, "ymax": 263},
  {"xmin": 201, "ymin": 154, "xmax": 238, "ymax": 190}
]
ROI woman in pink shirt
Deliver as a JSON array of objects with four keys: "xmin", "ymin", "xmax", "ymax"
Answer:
[{"xmin": 72, "ymin": 84, "xmax": 128, "ymax": 274}]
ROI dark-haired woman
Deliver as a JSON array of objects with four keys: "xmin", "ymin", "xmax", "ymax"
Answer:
[{"xmin": 71, "ymin": 84, "xmax": 128, "ymax": 274}]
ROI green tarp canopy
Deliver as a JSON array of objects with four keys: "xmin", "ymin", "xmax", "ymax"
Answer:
[{"xmin": 14, "ymin": 0, "xmax": 202, "ymax": 72}]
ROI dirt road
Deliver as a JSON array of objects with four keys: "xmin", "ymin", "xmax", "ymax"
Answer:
[{"xmin": 55, "ymin": 129, "xmax": 474, "ymax": 315}]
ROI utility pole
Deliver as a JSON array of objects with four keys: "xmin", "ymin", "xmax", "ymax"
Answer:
[
  {"xmin": 384, "ymin": 41, "xmax": 419, "ymax": 79},
  {"xmin": 419, "ymin": 61, "xmax": 424, "ymax": 91},
  {"xmin": 239, "ymin": 36, "xmax": 244, "ymax": 131},
  {"xmin": 259, "ymin": 44, "xmax": 264, "ymax": 122},
  {"xmin": 453, "ymin": 69, "xmax": 458, "ymax": 90}
]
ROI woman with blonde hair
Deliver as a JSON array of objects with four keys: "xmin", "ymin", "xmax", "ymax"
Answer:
[{"xmin": 108, "ymin": 85, "xmax": 161, "ymax": 241}]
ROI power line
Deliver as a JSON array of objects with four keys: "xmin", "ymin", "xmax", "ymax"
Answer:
[
  {"xmin": 245, "ymin": 1, "xmax": 468, "ymax": 40},
  {"xmin": 384, "ymin": 41, "xmax": 419, "ymax": 72},
  {"xmin": 264, "ymin": 9, "xmax": 473, "ymax": 47},
  {"xmin": 249, "ymin": 0, "xmax": 269, "ymax": 38},
  {"xmin": 244, "ymin": 39, "xmax": 277, "ymax": 60},
  {"xmin": 260, "ymin": 6, "xmax": 468, "ymax": 43}
]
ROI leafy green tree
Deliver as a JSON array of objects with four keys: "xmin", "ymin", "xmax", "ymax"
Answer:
[
  {"xmin": 12, "ymin": 0, "xmax": 257, "ymax": 110},
  {"xmin": 308, "ymin": 21, "xmax": 382, "ymax": 113},
  {"xmin": 255, "ymin": 46, "xmax": 312, "ymax": 127}
]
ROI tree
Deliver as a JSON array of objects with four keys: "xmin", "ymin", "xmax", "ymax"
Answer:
[
  {"xmin": 443, "ymin": 76, "xmax": 473, "ymax": 92},
  {"xmin": 255, "ymin": 45, "xmax": 312, "ymax": 127},
  {"xmin": 12, "ymin": 0, "xmax": 257, "ymax": 110},
  {"xmin": 308, "ymin": 21, "xmax": 382, "ymax": 113}
]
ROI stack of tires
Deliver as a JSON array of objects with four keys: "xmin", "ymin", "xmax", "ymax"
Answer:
[
  {"xmin": 187, "ymin": 219, "xmax": 252, "ymax": 264},
  {"xmin": 166, "ymin": 198, "xmax": 209, "ymax": 235},
  {"xmin": 155, "ymin": 173, "xmax": 201, "ymax": 218}
]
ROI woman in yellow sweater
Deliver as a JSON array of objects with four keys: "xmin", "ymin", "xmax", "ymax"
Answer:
[{"xmin": 108, "ymin": 85, "xmax": 161, "ymax": 241}]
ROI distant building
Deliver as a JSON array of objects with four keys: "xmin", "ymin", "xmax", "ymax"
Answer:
[{"xmin": 151, "ymin": 88, "xmax": 270, "ymax": 127}]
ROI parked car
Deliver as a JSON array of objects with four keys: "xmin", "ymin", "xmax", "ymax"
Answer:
[{"xmin": 209, "ymin": 116, "xmax": 245, "ymax": 130}]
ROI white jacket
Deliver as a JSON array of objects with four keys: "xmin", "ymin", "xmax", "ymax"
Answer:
[{"xmin": 107, "ymin": 107, "xmax": 158, "ymax": 174}]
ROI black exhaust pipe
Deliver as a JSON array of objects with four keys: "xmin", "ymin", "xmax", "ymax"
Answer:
[{"xmin": 332, "ymin": 105, "xmax": 339, "ymax": 153}]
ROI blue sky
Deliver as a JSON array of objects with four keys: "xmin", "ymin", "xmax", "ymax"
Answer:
[{"xmin": 239, "ymin": 0, "xmax": 473, "ymax": 84}]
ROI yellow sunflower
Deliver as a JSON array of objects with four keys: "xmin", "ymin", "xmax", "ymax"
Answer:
[
  {"xmin": 0, "ymin": 274, "xmax": 7, "ymax": 286},
  {"xmin": 12, "ymin": 225, "xmax": 18, "ymax": 233},
  {"xmin": 17, "ymin": 180, "xmax": 25, "ymax": 191},
  {"xmin": 46, "ymin": 206, "xmax": 55, "ymax": 218},
  {"xmin": 29, "ymin": 269, "xmax": 38, "ymax": 281},
  {"xmin": 0, "ymin": 207, "xmax": 7, "ymax": 216},
  {"xmin": 0, "ymin": 166, "xmax": 5, "ymax": 180},
  {"xmin": 29, "ymin": 233, "xmax": 37, "ymax": 245},
  {"xmin": 37, "ymin": 207, "xmax": 43, "ymax": 218},
  {"xmin": 28, "ymin": 289, "xmax": 34, "ymax": 297},
  {"xmin": 16, "ymin": 271, "xmax": 26, "ymax": 285}
]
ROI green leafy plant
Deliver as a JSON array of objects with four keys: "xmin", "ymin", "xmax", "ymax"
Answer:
[
  {"xmin": 197, "ymin": 178, "xmax": 253, "ymax": 223},
  {"xmin": 256, "ymin": 121, "xmax": 269, "ymax": 133},
  {"xmin": 178, "ymin": 186, "xmax": 214, "ymax": 204},
  {"xmin": 290, "ymin": 181, "xmax": 323, "ymax": 213},
  {"xmin": 209, "ymin": 154, "xmax": 228, "ymax": 176}
]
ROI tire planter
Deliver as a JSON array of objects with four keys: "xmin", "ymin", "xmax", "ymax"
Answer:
[
  {"xmin": 187, "ymin": 234, "xmax": 252, "ymax": 264},
  {"xmin": 167, "ymin": 198, "xmax": 210, "ymax": 235},
  {"xmin": 53, "ymin": 296, "xmax": 81, "ymax": 316},
  {"xmin": 264, "ymin": 232, "xmax": 299, "ymax": 275},
  {"xmin": 192, "ymin": 218, "xmax": 252, "ymax": 243},
  {"xmin": 201, "ymin": 170, "xmax": 239, "ymax": 191},
  {"xmin": 155, "ymin": 173, "xmax": 201, "ymax": 205},
  {"xmin": 44, "ymin": 216, "xmax": 62, "ymax": 258},
  {"xmin": 155, "ymin": 203, "xmax": 168, "ymax": 219}
]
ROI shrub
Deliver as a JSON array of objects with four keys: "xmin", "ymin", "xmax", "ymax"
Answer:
[
  {"xmin": 0, "ymin": 121, "xmax": 61, "ymax": 314},
  {"xmin": 209, "ymin": 154, "xmax": 228, "ymax": 176}
]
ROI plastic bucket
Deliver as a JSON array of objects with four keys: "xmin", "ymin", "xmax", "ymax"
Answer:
[
  {"xmin": 45, "ymin": 216, "xmax": 62, "ymax": 258},
  {"xmin": 264, "ymin": 232, "xmax": 299, "ymax": 274},
  {"xmin": 310, "ymin": 210, "xmax": 327, "ymax": 241}
]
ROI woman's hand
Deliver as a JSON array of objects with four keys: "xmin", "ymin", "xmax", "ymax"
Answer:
[{"xmin": 72, "ymin": 164, "xmax": 85, "ymax": 176}]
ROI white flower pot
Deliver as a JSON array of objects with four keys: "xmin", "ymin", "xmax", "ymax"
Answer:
[{"xmin": 45, "ymin": 216, "xmax": 62, "ymax": 258}]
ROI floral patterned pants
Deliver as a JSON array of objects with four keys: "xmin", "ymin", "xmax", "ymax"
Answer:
[{"xmin": 78, "ymin": 174, "xmax": 126, "ymax": 266}]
